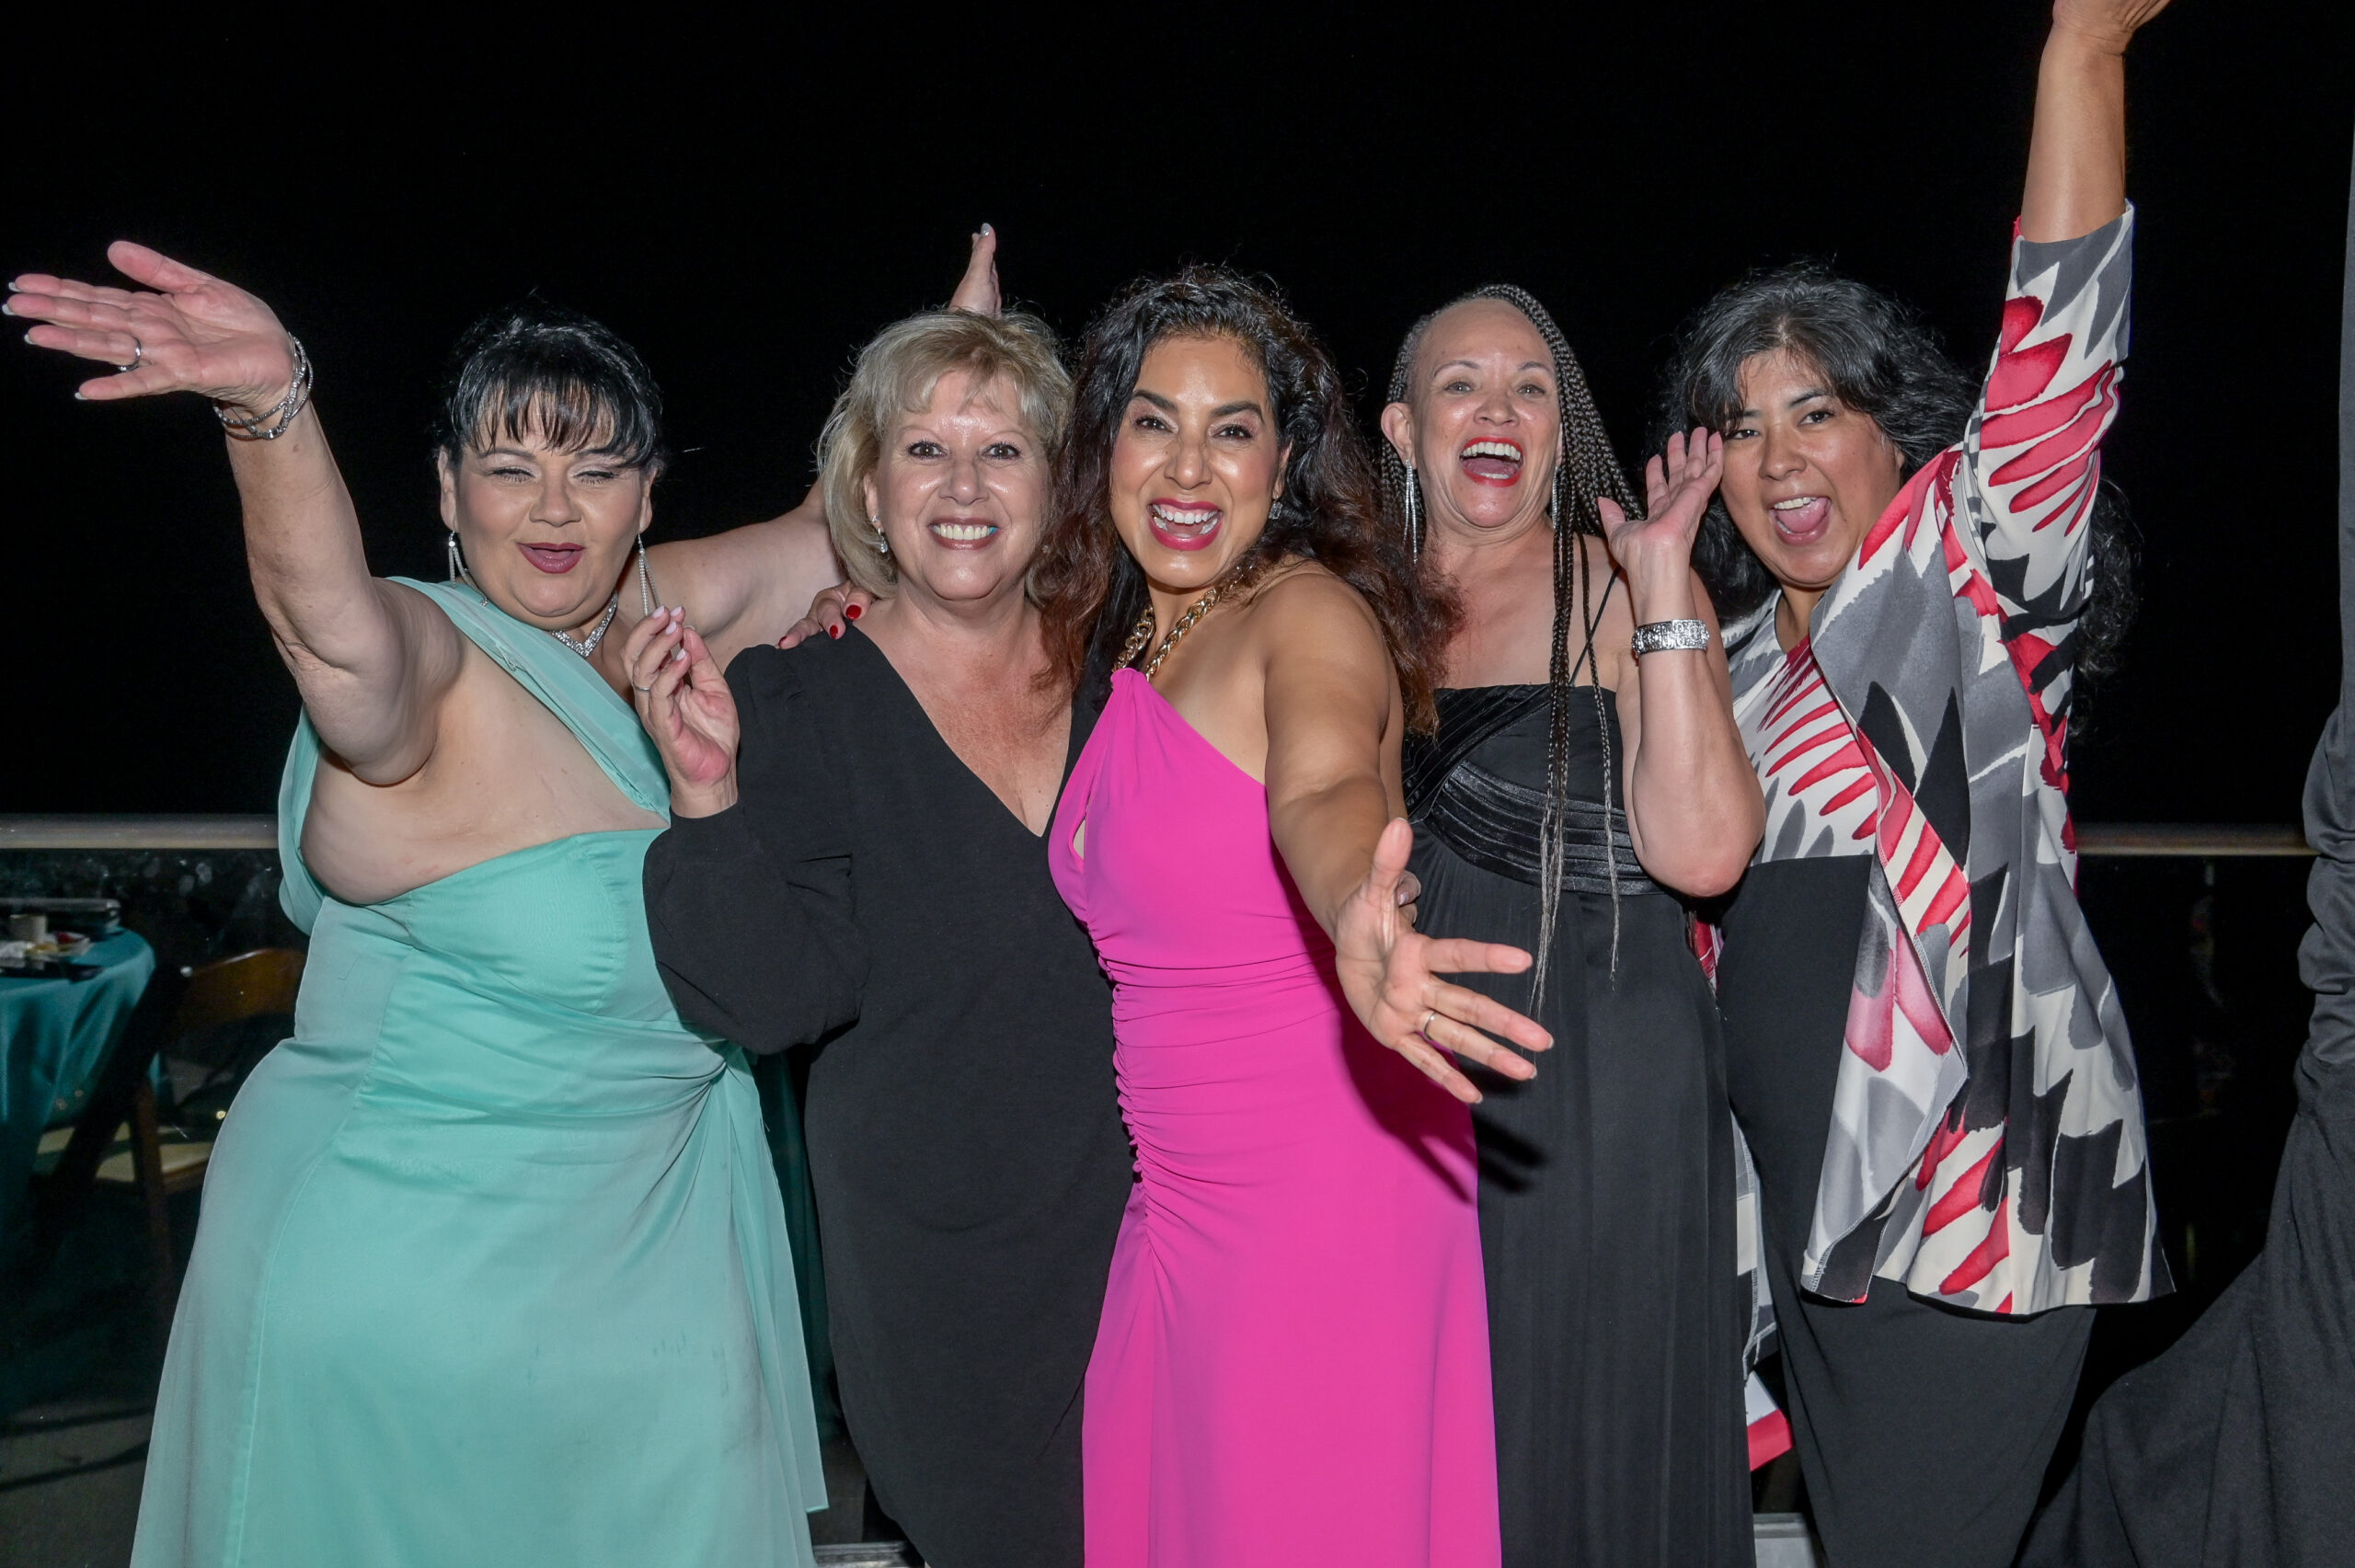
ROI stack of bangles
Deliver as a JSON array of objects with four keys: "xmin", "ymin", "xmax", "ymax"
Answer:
[{"xmin": 214, "ymin": 335, "xmax": 314, "ymax": 441}]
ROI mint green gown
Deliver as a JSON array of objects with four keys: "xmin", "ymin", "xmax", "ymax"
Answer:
[{"xmin": 132, "ymin": 579, "xmax": 825, "ymax": 1568}]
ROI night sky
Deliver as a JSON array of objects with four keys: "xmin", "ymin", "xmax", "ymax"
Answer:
[{"xmin": 7, "ymin": 5, "xmax": 2348, "ymax": 823}]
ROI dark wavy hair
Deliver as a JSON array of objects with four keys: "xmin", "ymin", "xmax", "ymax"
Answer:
[
  {"xmin": 1658, "ymin": 260, "xmax": 2136, "ymax": 714},
  {"xmin": 432, "ymin": 298, "xmax": 667, "ymax": 475},
  {"xmin": 1035, "ymin": 264, "xmax": 1443, "ymax": 728}
]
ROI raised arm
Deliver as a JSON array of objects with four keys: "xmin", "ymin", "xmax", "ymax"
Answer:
[
  {"xmin": 619, "ymin": 224, "xmax": 1006, "ymax": 664},
  {"xmin": 8, "ymin": 244, "xmax": 461, "ymax": 780},
  {"xmin": 2022, "ymin": 1, "xmax": 2168, "ymax": 244},
  {"xmin": 1602, "ymin": 429, "xmax": 1763, "ymax": 896},
  {"xmin": 1259, "ymin": 573, "xmax": 1552, "ymax": 1104}
]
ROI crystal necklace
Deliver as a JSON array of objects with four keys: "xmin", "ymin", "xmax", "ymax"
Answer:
[
  {"xmin": 548, "ymin": 544, "xmax": 661, "ymax": 659},
  {"xmin": 1119, "ymin": 560, "xmax": 1258, "ymax": 681}
]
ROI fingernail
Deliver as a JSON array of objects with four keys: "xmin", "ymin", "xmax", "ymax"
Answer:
[
  {"xmin": 1, "ymin": 303, "xmax": 15, "ymax": 317},
  {"xmin": 981, "ymin": 222, "xmax": 994, "ymax": 235},
  {"xmin": 844, "ymin": 604, "xmax": 861, "ymax": 620},
  {"xmin": 828, "ymin": 624, "xmax": 842, "ymax": 639}
]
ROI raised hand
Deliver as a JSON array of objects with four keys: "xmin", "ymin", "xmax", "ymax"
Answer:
[
  {"xmin": 1332, "ymin": 818, "xmax": 1552, "ymax": 1104},
  {"xmin": 8, "ymin": 242, "xmax": 300, "ymax": 417},
  {"xmin": 1597, "ymin": 428, "xmax": 1724, "ymax": 589},
  {"xmin": 948, "ymin": 225, "xmax": 1002, "ymax": 316},
  {"xmin": 626, "ymin": 608, "xmax": 741, "ymax": 816},
  {"xmin": 776, "ymin": 580, "xmax": 876, "ymax": 648}
]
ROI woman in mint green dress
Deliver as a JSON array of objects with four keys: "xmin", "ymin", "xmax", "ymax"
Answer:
[{"xmin": 8, "ymin": 246, "xmax": 826, "ymax": 1567}]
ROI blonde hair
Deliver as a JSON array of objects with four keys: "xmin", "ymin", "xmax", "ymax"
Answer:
[{"xmin": 817, "ymin": 310, "xmax": 1071, "ymax": 597}]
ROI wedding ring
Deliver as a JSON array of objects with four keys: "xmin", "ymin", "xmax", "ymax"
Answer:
[
  {"xmin": 118, "ymin": 335, "xmax": 144, "ymax": 373},
  {"xmin": 1419, "ymin": 1009, "xmax": 1440, "ymax": 1041}
]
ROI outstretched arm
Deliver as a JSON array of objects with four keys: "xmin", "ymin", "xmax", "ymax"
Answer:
[
  {"xmin": 8, "ymin": 244, "xmax": 462, "ymax": 781},
  {"xmin": 2021, "ymin": 1, "xmax": 2168, "ymax": 244},
  {"xmin": 1260, "ymin": 574, "xmax": 1552, "ymax": 1104}
]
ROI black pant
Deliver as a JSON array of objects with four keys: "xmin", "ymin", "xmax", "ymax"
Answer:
[{"xmin": 1721, "ymin": 857, "xmax": 2092, "ymax": 1568}]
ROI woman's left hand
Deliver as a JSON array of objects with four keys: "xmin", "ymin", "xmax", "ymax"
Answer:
[
  {"xmin": 1598, "ymin": 428, "xmax": 1724, "ymax": 590},
  {"xmin": 1333, "ymin": 819, "xmax": 1552, "ymax": 1104}
]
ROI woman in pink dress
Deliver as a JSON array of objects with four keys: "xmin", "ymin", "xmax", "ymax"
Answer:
[{"xmin": 1035, "ymin": 267, "xmax": 1551, "ymax": 1567}]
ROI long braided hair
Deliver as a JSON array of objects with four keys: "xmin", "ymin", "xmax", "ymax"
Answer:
[{"xmin": 1380, "ymin": 285, "xmax": 1640, "ymax": 999}]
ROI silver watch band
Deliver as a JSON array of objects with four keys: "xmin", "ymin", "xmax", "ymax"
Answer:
[{"xmin": 1629, "ymin": 618, "xmax": 1711, "ymax": 657}]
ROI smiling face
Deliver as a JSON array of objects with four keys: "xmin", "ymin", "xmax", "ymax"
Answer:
[
  {"xmin": 861, "ymin": 367, "xmax": 1048, "ymax": 609},
  {"xmin": 1718, "ymin": 348, "xmax": 1907, "ymax": 600},
  {"xmin": 1108, "ymin": 333, "xmax": 1291, "ymax": 601},
  {"xmin": 439, "ymin": 420, "xmax": 653, "ymax": 631},
  {"xmin": 1382, "ymin": 299, "xmax": 1560, "ymax": 544}
]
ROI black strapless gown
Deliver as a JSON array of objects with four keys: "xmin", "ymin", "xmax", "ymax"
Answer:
[{"xmin": 1407, "ymin": 685, "xmax": 1753, "ymax": 1568}]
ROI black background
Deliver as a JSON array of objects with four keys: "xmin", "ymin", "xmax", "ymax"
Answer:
[{"xmin": 5, "ymin": 4, "xmax": 2349, "ymax": 820}]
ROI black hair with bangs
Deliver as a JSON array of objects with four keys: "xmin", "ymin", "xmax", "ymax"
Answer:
[{"xmin": 432, "ymin": 298, "xmax": 667, "ymax": 475}]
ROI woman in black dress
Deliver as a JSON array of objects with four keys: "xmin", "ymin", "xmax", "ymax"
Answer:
[
  {"xmin": 1376, "ymin": 291, "xmax": 1764, "ymax": 1566},
  {"xmin": 629, "ymin": 307, "xmax": 1132, "ymax": 1568}
]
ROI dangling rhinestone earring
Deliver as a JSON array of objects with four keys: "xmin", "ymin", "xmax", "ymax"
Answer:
[
  {"xmin": 635, "ymin": 532, "xmax": 659, "ymax": 617},
  {"xmin": 1403, "ymin": 466, "xmax": 1423, "ymax": 560},
  {"xmin": 871, "ymin": 516, "xmax": 890, "ymax": 556},
  {"xmin": 445, "ymin": 532, "xmax": 477, "ymax": 587}
]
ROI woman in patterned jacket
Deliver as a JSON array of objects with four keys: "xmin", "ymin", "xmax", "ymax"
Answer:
[{"xmin": 1660, "ymin": 3, "xmax": 2170, "ymax": 1564}]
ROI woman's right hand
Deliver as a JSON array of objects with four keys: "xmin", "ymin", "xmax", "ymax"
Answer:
[
  {"xmin": 776, "ymin": 581, "xmax": 877, "ymax": 648},
  {"xmin": 948, "ymin": 224, "xmax": 1001, "ymax": 316},
  {"xmin": 8, "ymin": 242, "xmax": 300, "ymax": 417},
  {"xmin": 627, "ymin": 608, "xmax": 741, "ymax": 816}
]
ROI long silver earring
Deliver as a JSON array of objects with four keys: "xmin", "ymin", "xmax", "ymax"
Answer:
[
  {"xmin": 635, "ymin": 533, "xmax": 658, "ymax": 617},
  {"xmin": 446, "ymin": 532, "xmax": 477, "ymax": 587},
  {"xmin": 1403, "ymin": 467, "xmax": 1423, "ymax": 560},
  {"xmin": 871, "ymin": 516, "xmax": 890, "ymax": 556}
]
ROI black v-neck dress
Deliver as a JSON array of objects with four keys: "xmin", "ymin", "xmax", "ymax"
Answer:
[{"xmin": 644, "ymin": 629, "xmax": 1132, "ymax": 1568}]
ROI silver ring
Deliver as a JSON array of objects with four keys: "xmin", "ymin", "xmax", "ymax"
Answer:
[
  {"xmin": 1419, "ymin": 1008, "xmax": 1441, "ymax": 1041},
  {"xmin": 118, "ymin": 335, "xmax": 143, "ymax": 373}
]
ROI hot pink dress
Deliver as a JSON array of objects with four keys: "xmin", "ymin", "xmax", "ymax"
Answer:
[{"xmin": 1050, "ymin": 668, "xmax": 1501, "ymax": 1568}]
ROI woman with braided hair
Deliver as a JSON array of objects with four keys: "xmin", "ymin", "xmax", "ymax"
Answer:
[{"xmin": 1378, "ymin": 289, "xmax": 1763, "ymax": 1565}]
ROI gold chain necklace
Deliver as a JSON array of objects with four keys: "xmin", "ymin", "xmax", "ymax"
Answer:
[{"xmin": 1119, "ymin": 561, "xmax": 1258, "ymax": 681}]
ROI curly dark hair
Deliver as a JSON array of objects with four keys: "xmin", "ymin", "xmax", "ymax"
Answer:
[
  {"xmin": 1035, "ymin": 264, "xmax": 1444, "ymax": 728},
  {"xmin": 1657, "ymin": 260, "xmax": 2137, "ymax": 715}
]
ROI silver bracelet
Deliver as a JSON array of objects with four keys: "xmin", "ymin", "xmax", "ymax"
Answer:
[
  {"xmin": 1629, "ymin": 618, "xmax": 1711, "ymax": 657},
  {"xmin": 214, "ymin": 336, "xmax": 314, "ymax": 441}
]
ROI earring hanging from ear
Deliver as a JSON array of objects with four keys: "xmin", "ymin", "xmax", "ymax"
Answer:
[
  {"xmin": 635, "ymin": 533, "xmax": 659, "ymax": 617},
  {"xmin": 871, "ymin": 516, "xmax": 890, "ymax": 556},
  {"xmin": 1403, "ymin": 467, "xmax": 1423, "ymax": 560},
  {"xmin": 446, "ymin": 532, "xmax": 477, "ymax": 587}
]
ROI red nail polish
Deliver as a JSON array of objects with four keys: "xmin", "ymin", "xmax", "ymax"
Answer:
[
  {"xmin": 828, "ymin": 624, "xmax": 842, "ymax": 639},
  {"xmin": 844, "ymin": 604, "xmax": 862, "ymax": 621}
]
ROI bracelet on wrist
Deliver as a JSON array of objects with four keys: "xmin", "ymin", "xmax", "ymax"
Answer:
[
  {"xmin": 1629, "ymin": 618, "xmax": 1711, "ymax": 657},
  {"xmin": 214, "ymin": 335, "xmax": 314, "ymax": 441}
]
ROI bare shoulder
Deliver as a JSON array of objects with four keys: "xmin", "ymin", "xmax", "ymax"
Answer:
[{"xmin": 1246, "ymin": 560, "xmax": 1386, "ymax": 658}]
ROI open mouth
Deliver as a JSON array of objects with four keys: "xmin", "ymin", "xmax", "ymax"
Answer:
[
  {"xmin": 927, "ymin": 518, "xmax": 999, "ymax": 547},
  {"xmin": 1770, "ymin": 496, "xmax": 1832, "ymax": 546},
  {"xmin": 1149, "ymin": 500, "xmax": 1223, "ymax": 552},
  {"xmin": 518, "ymin": 543, "xmax": 584, "ymax": 574},
  {"xmin": 1458, "ymin": 438, "xmax": 1524, "ymax": 486}
]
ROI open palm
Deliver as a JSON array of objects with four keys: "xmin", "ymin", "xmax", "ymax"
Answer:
[
  {"xmin": 1597, "ymin": 428, "xmax": 1724, "ymax": 583},
  {"xmin": 9, "ymin": 242, "xmax": 299, "ymax": 412}
]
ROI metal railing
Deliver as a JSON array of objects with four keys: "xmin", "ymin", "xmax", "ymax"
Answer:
[{"xmin": 0, "ymin": 815, "xmax": 2323, "ymax": 858}]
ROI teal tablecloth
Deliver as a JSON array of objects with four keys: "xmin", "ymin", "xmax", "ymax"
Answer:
[{"xmin": 0, "ymin": 932, "xmax": 156, "ymax": 1248}]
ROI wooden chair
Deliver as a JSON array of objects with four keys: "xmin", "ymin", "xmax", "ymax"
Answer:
[{"xmin": 19, "ymin": 948, "xmax": 304, "ymax": 1337}]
